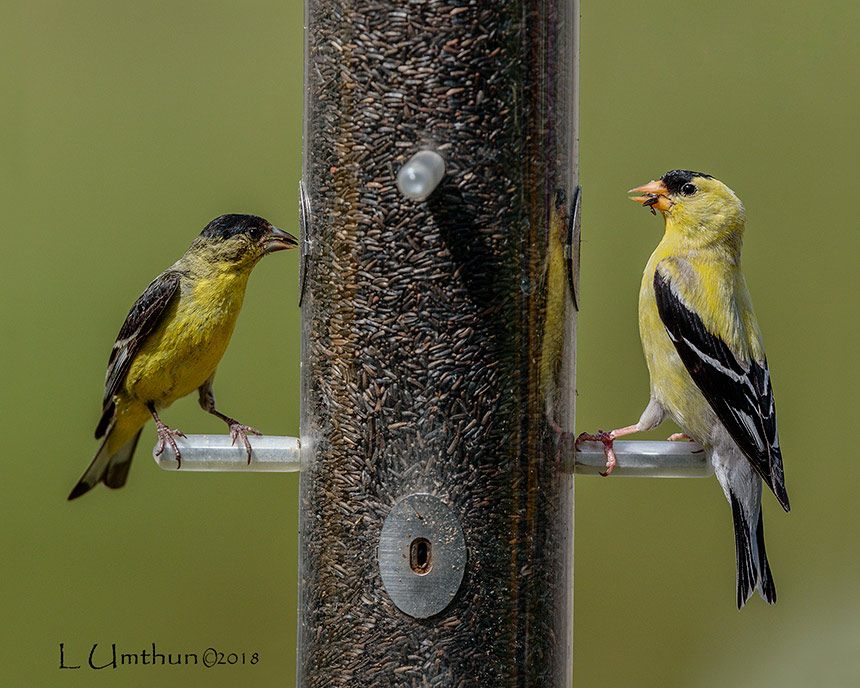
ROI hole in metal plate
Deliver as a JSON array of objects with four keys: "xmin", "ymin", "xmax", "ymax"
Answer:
[
  {"xmin": 409, "ymin": 537, "xmax": 432, "ymax": 575},
  {"xmin": 378, "ymin": 493, "xmax": 466, "ymax": 619}
]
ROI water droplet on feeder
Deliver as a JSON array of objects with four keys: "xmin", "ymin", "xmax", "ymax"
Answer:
[{"xmin": 396, "ymin": 150, "xmax": 446, "ymax": 201}]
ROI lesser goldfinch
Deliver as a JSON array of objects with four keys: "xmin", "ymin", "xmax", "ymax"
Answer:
[
  {"xmin": 578, "ymin": 171, "xmax": 789, "ymax": 608},
  {"xmin": 68, "ymin": 214, "xmax": 297, "ymax": 500}
]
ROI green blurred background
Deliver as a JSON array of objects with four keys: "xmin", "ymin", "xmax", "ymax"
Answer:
[{"xmin": 2, "ymin": 1, "xmax": 857, "ymax": 686}]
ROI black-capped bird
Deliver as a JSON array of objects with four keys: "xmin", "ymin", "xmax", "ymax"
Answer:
[
  {"xmin": 68, "ymin": 214, "xmax": 297, "ymax": 500},
  {"xmin": 578, "ymin": 171, "xmax": 789, "ymax": 608}
]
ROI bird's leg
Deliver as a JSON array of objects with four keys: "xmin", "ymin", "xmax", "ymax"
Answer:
[
  {"xmin": 146, "ymin": 402, "xmax": 186, "ymax": 469},
  {"xmin": 576, "ymin": 398, "xmax": 667, "ymax": 476},
  {"xmin": 574, "ymin": 425, "xmax": 641, "ymax": 476},
  {"xmin": 668, "ymin": 432, "xmax": 693, "ymax": 442},
  {"xmin": 550, "ymin": 419, "xmax": 638, "ymax": 474},
  {"xmin": 198, "ymin": 378, "xmax": 261, "ymax": 464}
]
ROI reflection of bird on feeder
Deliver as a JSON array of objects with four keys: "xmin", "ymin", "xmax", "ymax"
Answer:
[
  {"xmin": 578, "ymin": 171, "xmax": 789, "ymax": 608},
  {"xmin": 69, "ymin": 214, "xmax": 297, "ymax": 500},
  {"xmin": 540, "ymin": 189, "xmax": 572, "ymax": 411}
]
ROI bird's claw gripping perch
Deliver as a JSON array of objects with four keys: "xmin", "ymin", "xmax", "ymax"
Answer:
[
  {"xmin": 154, "ymin": 422, "xmax": 186, "ymax": 468},
  {"xmin": 227, "ymin": 420, "xmax": 262, "ymax": 464},
  {"xmin": 575, "ymin": 430, "xmax": 618, "ymax": 476}
]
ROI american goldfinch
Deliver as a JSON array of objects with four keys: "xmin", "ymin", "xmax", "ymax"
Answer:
[
  {"xmin": 68, "ymin": 214, "xmax": 297, "ymax": 500},
  {"xmin": 578, "ymin": 170, "xmax": 789, "ymax": 608}
]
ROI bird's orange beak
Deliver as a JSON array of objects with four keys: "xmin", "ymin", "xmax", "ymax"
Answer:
[{"xmin": 628, "ymin": 179, "xmax": 673, "ymax": 214}]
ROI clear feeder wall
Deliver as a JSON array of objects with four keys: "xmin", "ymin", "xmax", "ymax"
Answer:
[{"xmin": 299, "ymin": 1, "xmax": 579, "ymax": 685}]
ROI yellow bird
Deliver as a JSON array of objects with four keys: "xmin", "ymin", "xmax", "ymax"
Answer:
[
  {"xmin": 69, "ymin": 214, "xmax": 297, "ymax": 500},
  {"xmin": 579, "ymin": 171, "xmax": 789, "ymax": 607}
]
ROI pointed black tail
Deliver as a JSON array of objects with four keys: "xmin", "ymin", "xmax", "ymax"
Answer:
[{"xmin": 731, "ymin": 493, "xmax": 776, "ymax": 608}]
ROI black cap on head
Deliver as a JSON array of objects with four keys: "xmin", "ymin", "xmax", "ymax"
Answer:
[
  {"xmin": 661, "ymin": 170, "xmax": 713, "ymax": 195},
  {"xmin": 201, "ymin": 214, "xmax": 271, "ymax": 241}
]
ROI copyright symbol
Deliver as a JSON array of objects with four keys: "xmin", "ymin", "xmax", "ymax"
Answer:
[{"xmin": 202, "ymin": 648, "xmax": 217, "ymax": 668}]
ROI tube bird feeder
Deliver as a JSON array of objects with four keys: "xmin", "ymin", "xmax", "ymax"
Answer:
[
  {"xmin": 149, "ymin": 0, "xmax": 715, "ymax": 681},
  {"xmin": 298, "ymin": 1, "xmax": 579, "ymax": 685}
]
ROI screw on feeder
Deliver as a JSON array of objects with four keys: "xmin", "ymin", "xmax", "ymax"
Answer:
[{"xmin": 396, "ymin": 150, "xmax": 446, "ymax": 201}]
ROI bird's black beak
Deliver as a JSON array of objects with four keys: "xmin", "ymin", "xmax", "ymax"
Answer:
[{"xmin": 261, "ymin": 225, "xmax": 299, "ymax": 253}]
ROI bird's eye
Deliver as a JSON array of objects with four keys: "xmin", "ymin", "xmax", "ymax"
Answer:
[{"xmin": 681, "ymin": 183, "xmax": 697, "ymax": 196}]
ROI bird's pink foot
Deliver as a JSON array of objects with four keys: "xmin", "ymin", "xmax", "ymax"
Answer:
[
  {"xmin": 226, "ymin": 419, "xmax": 262, "ymax": 464},
  {"xmin": 575, "ymin": 430, "xmax": 618, "ymax": 476},
  {"xmin": 667, "ymin": 432, "xmax": 693, "ymax": 442},
  {"xmin": 154, "ymin": 421, "xmax": 186, "ymax": 468}
]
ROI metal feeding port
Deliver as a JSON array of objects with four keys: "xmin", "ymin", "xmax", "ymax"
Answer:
[{"xmin": 377, "ymin": 494, "xmax": 467, "ymax": 619}]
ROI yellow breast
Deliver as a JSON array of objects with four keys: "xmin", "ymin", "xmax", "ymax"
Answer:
[
  {"xmin": 638, "ymin": 247, "xmax": 716, "ymax": 441},
  {"xmin": 123, "ymin": 271, "xmax": 250, "ymax": 407}
]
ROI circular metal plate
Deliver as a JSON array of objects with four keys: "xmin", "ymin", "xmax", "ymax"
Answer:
[{"xmin": 378, "ymin": 493, "xmax": 467, "ymax": 619}]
